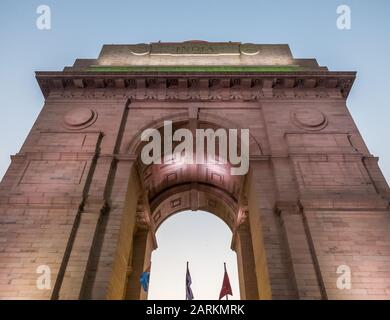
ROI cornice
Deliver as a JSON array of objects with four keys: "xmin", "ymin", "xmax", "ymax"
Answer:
[{"xmin": 35, "ymin": 70, "xmax": 356, "ymax": 100}]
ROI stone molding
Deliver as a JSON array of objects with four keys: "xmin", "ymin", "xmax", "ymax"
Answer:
[{"xmin": 36, "ymin": 72, "xmax": 356, "ymax": 100}]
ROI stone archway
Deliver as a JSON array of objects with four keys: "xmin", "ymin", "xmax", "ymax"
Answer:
[
  {"xmin": 3, "ymin": 42, "xmax": 389, "ymax": 300},
  {"xmin": 124, "ymin": 183, "xmax": 259, "ymax": 300},
  {"xmin": 108, "ymin": 117, "xmax": 264, "ymax": 300}
]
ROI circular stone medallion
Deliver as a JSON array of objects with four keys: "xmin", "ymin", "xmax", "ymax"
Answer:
[
  {"xmin": 129, "ymin": 43, "xmax": 151, "ymax": 56},
  {"xmin": 240, "ymin": 43, "xmax": 261, "ymax": 56},
  {"xmin": 291, "ymin": 108, "xmax": 327, "ymax": 131},
  {"xmin": 64, "ymin": 107, "xmax": 97, "ymax": 129}
]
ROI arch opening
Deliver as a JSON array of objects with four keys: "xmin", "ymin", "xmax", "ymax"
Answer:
[
  {"xmin": 121, "ymin": 174, "xmax": 261, "ymax": 300},
  {"xmin": 147, "ymin": 210, "xmax": 240, "ymax": 300}
]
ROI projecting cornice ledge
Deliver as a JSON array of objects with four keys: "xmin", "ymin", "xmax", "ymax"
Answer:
[{"xmin": 35, "ymin": 71, "xmax": 356, "ymax": 100}]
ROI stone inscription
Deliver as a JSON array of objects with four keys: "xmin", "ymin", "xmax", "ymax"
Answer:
[{"xmin": 150, "ymin": 42, "xmax": 240, "ymax": 55}]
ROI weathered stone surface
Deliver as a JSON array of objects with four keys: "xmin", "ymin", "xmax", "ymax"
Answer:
[{"xmin": 0, "ymin": 41, "xmax": 389, "ymax": 300}]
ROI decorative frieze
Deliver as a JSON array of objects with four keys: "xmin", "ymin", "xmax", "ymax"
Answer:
[{"xmin": 36, "ymin": 73, "xmax": 355, "ymax": 101}]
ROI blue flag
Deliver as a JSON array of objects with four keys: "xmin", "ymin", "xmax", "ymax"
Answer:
[
  {"xmin": 186, "ymin": 262, "xmax": 194, "ymax": 300},
  {"xmin": 140, "ymin": 265, "xmax": 151, "ymax": 292}
]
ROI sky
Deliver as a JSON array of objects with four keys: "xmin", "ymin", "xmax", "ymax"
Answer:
[
  {"xmin": 0, "ymin": 0, "xmax": 390, "ymax": 299},
  {"xmin": 148, "ymin": 211, "xmax": 239, "ymax": 300}
]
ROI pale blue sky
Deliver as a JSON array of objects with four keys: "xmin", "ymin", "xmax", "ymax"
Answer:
[
  {"xmin": 0, "ymin": 0, "xmax": 389, "ymax": 299},
  {"xmin": 148, "ymin": 211, "xmax": 239, "ymax": 300}
]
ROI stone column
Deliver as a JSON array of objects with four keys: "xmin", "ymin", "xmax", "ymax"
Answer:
[
  {"xmin": 277, "ymin": 202, "xmax": 325, "ymax": 299},
  {"xmin": 125, "ymin": 230, "xmax": 155, "ymax": 300},
  {"xmin": 78, "ymin": 159, "xmax": 142, "ymax": 299},
  {"xmin": 233, "ymin": 221, "xmax": 259, "ymax": 300},
  {"xmin": 55, "ymin": 154, "xmax": 114, "ymax": 300},
  {"xmin": 246, "ymin": 160, "xmax": 297, "ymax": 299}
]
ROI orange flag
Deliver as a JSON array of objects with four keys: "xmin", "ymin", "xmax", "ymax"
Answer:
[{"xmin": 219, "ymin": 263, "xmax": 232, "ymax": 300}]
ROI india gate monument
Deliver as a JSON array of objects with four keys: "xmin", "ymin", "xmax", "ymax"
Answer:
[{"xmin": 1, "ymin": 41, "xmax": 390, "ymax": 300}]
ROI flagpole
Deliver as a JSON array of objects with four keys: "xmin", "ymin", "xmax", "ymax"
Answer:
[
  {"xmin": 224, "ymin": 262, "xmax": 228, "ymax": 300},
  {"xmin": 219, "ymin": 261, "xmax": 232, "ymax": 300}
]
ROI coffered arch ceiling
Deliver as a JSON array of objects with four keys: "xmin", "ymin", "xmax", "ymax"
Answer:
[
  {"xmin": 149, "ymin": 184, "xmax": 238, "ymax": 232},
  {"xmin": 135, "ymin": 120, "xmax": 249, "ymax": 203},
  {"xmin": 128, "ymin": 111, "xmax": 264, "ymax": 239}
]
